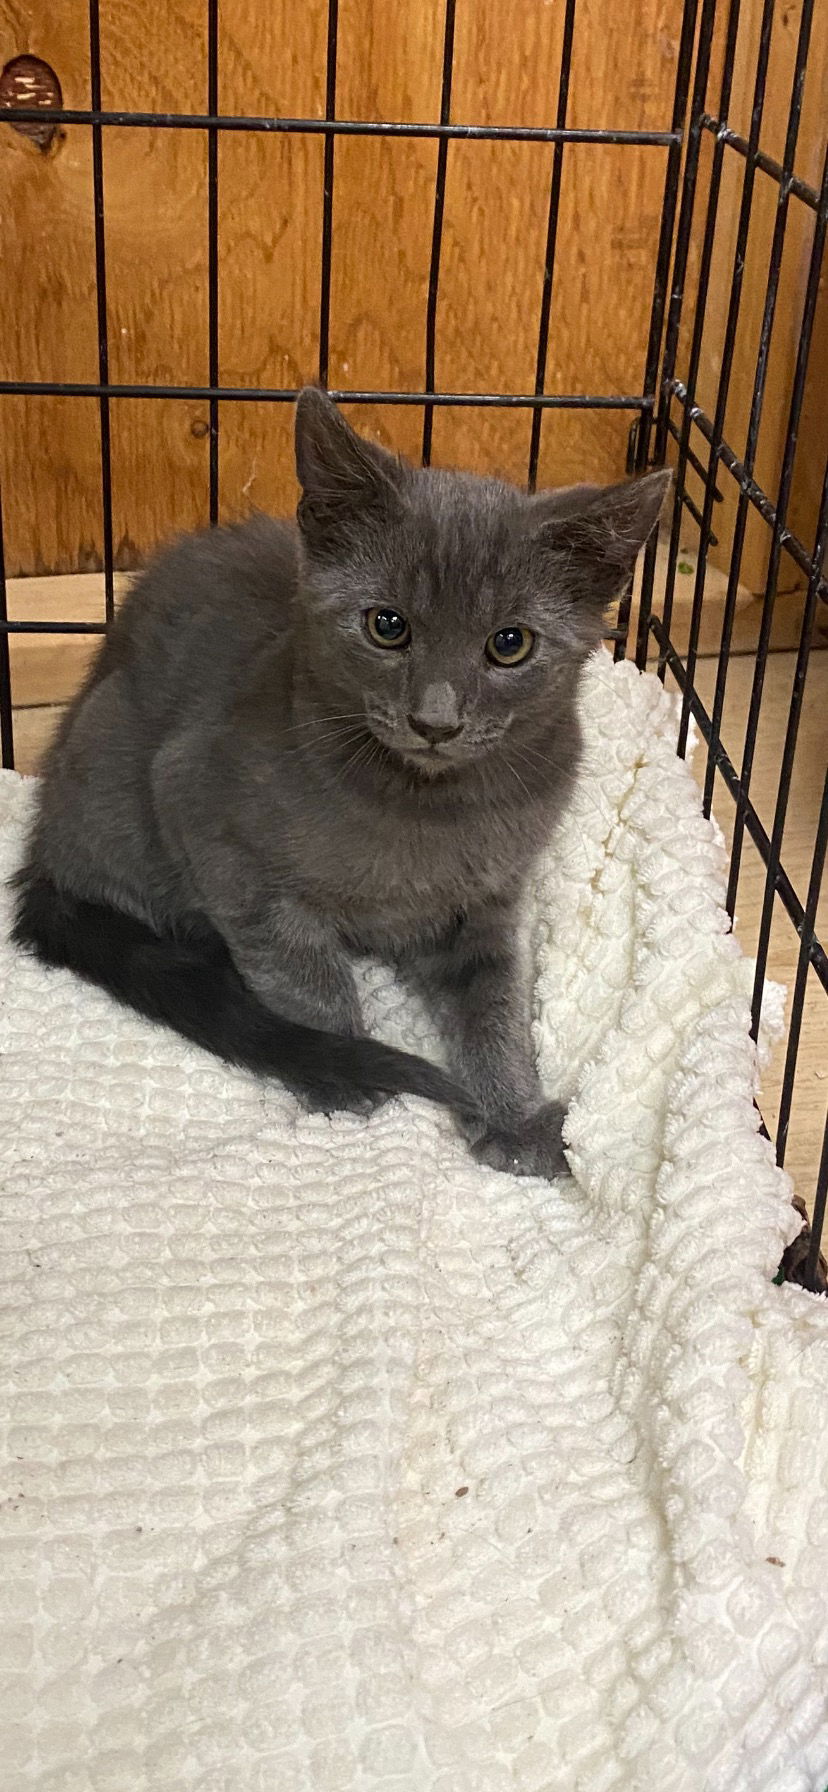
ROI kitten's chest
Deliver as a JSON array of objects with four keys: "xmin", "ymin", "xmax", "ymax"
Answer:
[{"xmin": 294, "ymin": 787, "xmax": 533, "ymax": 948}]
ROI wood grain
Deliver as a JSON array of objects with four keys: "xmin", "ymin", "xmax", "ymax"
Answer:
[
  {"xmin": 6, "ymin": 571, "xmax": 125, "ymax": 707},
  {"xmin": 0, "ymin": 0, "xmax": 98, "ymax": 574},
  {"xmin": 3, "ymin": 0, "xmax": 700, "ymax": 575},
  {"xmin": 216, "ymin": 0, "xmax": 327, "ymax": 520}
]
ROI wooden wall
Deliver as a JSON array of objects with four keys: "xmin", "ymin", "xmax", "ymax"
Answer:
[
  {"xmin": 0, "ymin": 0, "xmax": 685, "ymax": 577},
  {"xmin": 1, "ymin": 0, "xmax": 823, "ymax": 593}
]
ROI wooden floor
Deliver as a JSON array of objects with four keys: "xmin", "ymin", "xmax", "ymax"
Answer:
[{"xmin": 8, "ymin": 587, "xmax": 827, "ymax": 1218}]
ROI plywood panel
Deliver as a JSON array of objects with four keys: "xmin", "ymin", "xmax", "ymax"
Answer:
[
  {"xmin": 2, "ymin": 0, "xmax": 822, "ymax": 576},
  {"xmin": 0, "ymin": 0, "xmax": 98, "ymax": 574},
  {"xmin": 536, "ymin": 143, "xmax": 668, "ymax": 488},
  {"xmin": 336, "ymin": 0, "xmax": 444, "ymax": 121},
  {"xmin": 98, "ymin": 3, "xmax": 210, "ymax": 552},
  {"xmin": 430, "ymin": 0, "xmax": 564, "ymax": 479},
  {"xmin": 108, "ymin": 400, "xmax": 212, "ymax": 562},
  {"xmin": 724, "ymin": 0, "xmax": 827, "ymax": 191},
  {"xmin": 0, "ymin": 0, "xmax": 331, "ymax": 567},
  {"xmin": 216, "ymin": 131, "xmax": 325, "ymax": 519},
  {"xmin": 534, "ymin": 0, "xmax": 683, "ymax": 487},
  {"xmin": 449, "ymin": 0, "xmax": 568, "ymax": 128},
  {"xmin": 430, "ymin": 139, "xmax": 551, "ymax": 479},
  {"xmin": 6, "ymin": 572, "xmax": 123, "ymax": 709},
  {"xmin": 324, "ymin": 0, "xmax": 443, "ymax": 464},
  {"xmin": 435, "ymin": 0, "xmax": 682, "ymax": 486},
  {"xmin": 216, "ymin": 1, "xmax": 327, "ymax": 520},
  {"xmin": 0, "ymin": 395, "xmax": 105, "ymax": 577},
  {"xmin": 567, "ymin": 0, "xmax": 685, "ymax": 133},
  {"xmin": 104, "ymin": 129, "xmax": 208, "ymax": 389},
  {"xmin": 218, "ymin": 401, "xmax": 297, "ymax": 528}
]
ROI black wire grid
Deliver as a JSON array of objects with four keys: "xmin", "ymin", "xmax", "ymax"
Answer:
[{"xmin": 0, "ymin": 0, "xmax": 825, "ymax": 1285}]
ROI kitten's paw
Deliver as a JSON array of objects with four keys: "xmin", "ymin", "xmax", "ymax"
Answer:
[
  {"xmin": 292, "ymin": 1080, "xmax": 390, "ymax": 1118},
  {"xmin": 472, "ymin": 1100, "xmax": 568, "ymax": 1180}
]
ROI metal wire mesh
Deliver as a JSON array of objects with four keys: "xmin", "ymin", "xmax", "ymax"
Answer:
[
  {"xmin": 636, "ymin": 0, "xmax": 827, "ymax": 1287},
  {"xmin": 0, "ymin": 0, "xmax": 824, "ymax": 1283}
]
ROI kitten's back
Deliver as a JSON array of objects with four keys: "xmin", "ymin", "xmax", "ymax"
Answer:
[{"xmin": 107, "ymin": 514, "xmax": 298, "ymax": 724}]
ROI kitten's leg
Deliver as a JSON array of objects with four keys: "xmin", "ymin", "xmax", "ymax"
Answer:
[
  {"xmin": 153, "ymin": 757, "xmax": 361, "ymax": 1033},
  {"xmin": 218, "ymin": 902, "xmax": 384, "ymax": 1114},
  {"xmin": 152, "ymin": 740, "xmax": 372, "ymax": 1108},
  {"xmin": 411, "ymin": 909, "xmax": 567, "ymax": 1179},
  {"xmin": 220, "ymin": 901, "xmax": 364, "ymax": 1038}
]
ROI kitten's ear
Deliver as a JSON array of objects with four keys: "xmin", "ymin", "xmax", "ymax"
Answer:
[
  {"xmin": 295, "ymin": 387, "xmax": 405, "ymax": 554},
  {"xmin": 530, "ymin": 469, "xmax": 671, "ymax": 611}
]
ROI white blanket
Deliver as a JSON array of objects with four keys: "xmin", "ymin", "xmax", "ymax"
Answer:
[{"xmin": 1, "ymin": 650, "xmax": 827, "ymax": 1792}]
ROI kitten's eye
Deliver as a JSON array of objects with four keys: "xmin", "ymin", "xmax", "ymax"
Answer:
[
  {"xmin": 365, "ymin": 607, "xmax": 411, "ymax": 649},
  {"xmin": 486, "ymin": 626, "xmax": 534, "ymax": 666}
]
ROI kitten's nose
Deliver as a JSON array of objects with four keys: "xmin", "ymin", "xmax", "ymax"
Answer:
[{"xmin": 407, "ymin": 714, "xmax": 462, "ymax": 745}]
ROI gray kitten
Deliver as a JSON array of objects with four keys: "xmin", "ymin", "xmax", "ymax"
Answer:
[{"xmin": 14, "ymin": 389, "xmax": 667, "ymax": 1176}]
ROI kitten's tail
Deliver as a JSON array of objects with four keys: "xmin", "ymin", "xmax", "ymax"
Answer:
[{"xmin": 12, "ymin": 871, "xmax": 475, "ymax": 1120}]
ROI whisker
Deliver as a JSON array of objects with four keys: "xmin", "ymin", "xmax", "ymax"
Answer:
[
  {"xmin": 339, "ymin": 735, "xmax": 378, "ymax": 780},
  {"xmin": 290, "ymin": 724, "xmax": 369, "ymax": 752},
  {"xmin": 516, "ymin": 734, "xmax": 601, "ymax": 775},
  {"xmin": 305, "ymin": 724, "xmax": 368, "ymax": 745},
  {"xmin": 278, "ymin": 711, "xmax": 367, "ymax": 735},
  {"xmin": 502, "ymin": 755, "xmax": 533, "ymax": 803},
  {"xmin": 361, "ymin": 740, "xmax": 383, "ymax": 782},
  {"xmin": 509, "ymin": 741, "xmax": 606, "ymax": 821}
]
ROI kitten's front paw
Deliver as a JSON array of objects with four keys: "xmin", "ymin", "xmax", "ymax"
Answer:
[
  {"xmin": 472, "ymin": 1100, "xmax": 568, "ymax": 1180},
  {"xmin": 289, "ymin": 1079, "xmax": 390, "ymax": 1118}
]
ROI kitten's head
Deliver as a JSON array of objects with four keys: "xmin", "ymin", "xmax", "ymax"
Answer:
[{"xmin": 294, "ymin": 387, "xmax": 669, "ymax": 774}]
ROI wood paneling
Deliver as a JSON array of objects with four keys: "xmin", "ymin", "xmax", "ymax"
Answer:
[
  {"xmin": 2, "ymin": 0, "xmax": 693, "ymax": 578},
  {"xmin": 1, "ymin": 0, "xmax": 97, "ymax": 575},
  {"xmin": 215, "ymin": 0, "xmax": 327, "ymax": 520},
  {"xmin": 0, "ymin": 0, "xmax": 821, "ymax": 582}
]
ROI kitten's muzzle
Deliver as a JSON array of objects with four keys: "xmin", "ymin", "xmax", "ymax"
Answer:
[{"xmin": 406, "ymin": 713, "xmax": 463, "ymax": 746}]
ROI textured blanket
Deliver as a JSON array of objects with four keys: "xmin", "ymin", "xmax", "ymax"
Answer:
[{"xmin": 1, "ymin": 650, "xmax": 827, "ymax": 1792}]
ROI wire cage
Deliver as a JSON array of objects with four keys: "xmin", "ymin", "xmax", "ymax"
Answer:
[{"xmin": 0, "ymin": 0, "xmax": 825, "ymax": 1286}]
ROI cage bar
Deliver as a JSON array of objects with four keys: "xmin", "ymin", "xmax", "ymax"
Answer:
[
  {"xmin": 0, "ymin": 479, "xmax": 11, "ymax": 767},
  {"xmin": 776, "ymin": 770, "xmax": 828, "ymax": 1171},
  {"xmin": 318, "ymin": 0, "xmax": 339, "ymax": 387},
  {"xmin": 0, "ymin": 107, "xmax": 680, "ymax": 145},
  {"xmin": 702, "ymin": 0, "xmax": 817, "ymax": 820},
  {"xmin": 207, "ymin": 0, "xmax": 220, "ymax": 523},
  {"xmin": 422, "ymin": 0, "xmax": 457, "ymax": 467},
  {"xmin": 750, "ymin": 466, "xmax": 828, "ymax": 1040},
  {"xmin": 724, "ymin": 143, "xmax": 828, "ymax": 917},
  {"xmin": 526, "ymin": 0, "xmax": 577, "ymax": 494},
  {"xmin": 804, "ymin": 1118, "xmax": 828, "ymax": 1293},
  {"xmin": 0, "ymin": 383, "xmax": 655, "ymax": 407},
  {"xmin": 675, "ymin": 0, "xmax": 777, "ymax": 758},
  {"xmin": 644, "ymin": 0, "xmax": 735, "ymax": 665},
  {"xmin": 89, "ymin": 0, "xmax": 115, "ymax": 621}
]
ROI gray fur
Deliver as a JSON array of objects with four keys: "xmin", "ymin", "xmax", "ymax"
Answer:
[{"xmin": 20, "ymin": 389, "xmax": 668, "ymax": 1173}]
